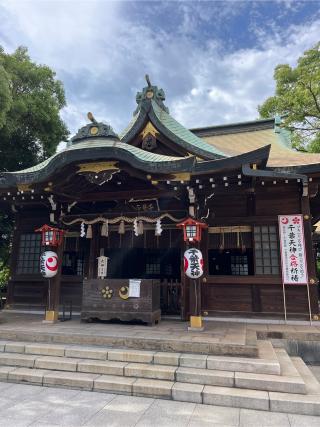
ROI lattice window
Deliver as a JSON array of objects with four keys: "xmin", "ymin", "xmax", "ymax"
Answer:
[
  {"xmin": 17, "ymin": 233, "xmax": 42, "ymax": 274},
  {"xmin": 254, "ymin": 225, "xmax": 280, "ymax": 275},
  {"xmin": 231, "ymin": 255, "xmax": 249, "ymax": 276},
  {"xmin": 145, "ymin": 256, "xmax": 161, "ymax": 275}
]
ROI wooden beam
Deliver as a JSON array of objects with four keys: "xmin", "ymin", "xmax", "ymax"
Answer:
[{"xmin": 76, "ymin": 189, "xmax": 178, "ymax": 202}]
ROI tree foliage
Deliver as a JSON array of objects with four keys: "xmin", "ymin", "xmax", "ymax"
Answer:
[
  {"xmin": 0, "ymin": 46, "xmax": 69, "ymax": 171},
  {"xmin": 258, "ymin": 43, "xmax": 320, "ymax": 151},
  {"xmin": 0, "ymin": 47, "xmax": 69, "ymax": 275}
]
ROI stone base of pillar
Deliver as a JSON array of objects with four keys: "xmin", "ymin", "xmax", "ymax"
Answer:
[
  {"xmin": 43, "ymin": 310, "xmax": 59, "ymax": 323},
  {"xmin": 188, "ymin": 315, "xmax": 204, "ymax": 331}
]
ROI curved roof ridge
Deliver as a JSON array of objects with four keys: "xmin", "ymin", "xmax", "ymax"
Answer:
[
  {"xmin": 0, "ymin": 138, "xmax": 197, "ymax": 188},
  {"xmin": 8, "ymin": 139, "xmax": 191, "ymax": 175},
  {"xmin": 191, "ymin": 118, "xmax": 275, "ymax": 137},
  {"xmin": 150, "ymin": 100, "xmax": 227, "ymax": 159}
]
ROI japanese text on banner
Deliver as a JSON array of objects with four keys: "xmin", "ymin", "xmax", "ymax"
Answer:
[{"xmin": 278, "ymin": 215, "xmax": 308, "ymax": 284}]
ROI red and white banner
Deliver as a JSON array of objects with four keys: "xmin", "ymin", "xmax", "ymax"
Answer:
[{"xmin": 278, "ymin": 215, "xmax": 308, "ymax": 285}]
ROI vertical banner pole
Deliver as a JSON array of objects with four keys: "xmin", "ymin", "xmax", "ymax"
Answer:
[
  {"xmin": 282, "ymin": 282, "xmax": 287, "ymax": 323},
  {"xmin": 306, "ymin": 283, "xmax": 312, "ymax": 325}
]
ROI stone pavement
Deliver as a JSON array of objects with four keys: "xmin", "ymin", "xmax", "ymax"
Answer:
[
  {"xmin": 0, "ymin": 381, "xmax": 319, "ymax": 427},
  {"xmin": 0, "ymin": 313, "xmax": 248, "ymax": 345}
]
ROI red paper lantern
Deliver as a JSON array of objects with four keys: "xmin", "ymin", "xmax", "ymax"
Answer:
[
  {"xmin": 35, "ymin": 224, "xmax": 65, "ymax": 247},
  {"xmin": 176, "ymin": 217, "xmax": 207, "ymax": 243}
]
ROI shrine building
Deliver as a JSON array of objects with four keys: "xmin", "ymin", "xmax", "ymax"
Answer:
[{"xmin": 1, "ymin": 77, "xmax": 320, "ymax": 323}]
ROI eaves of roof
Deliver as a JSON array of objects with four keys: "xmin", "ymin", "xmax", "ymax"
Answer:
[{"xmin": 0, "ymin": 139, "xmax": 196, "ymax": 188}]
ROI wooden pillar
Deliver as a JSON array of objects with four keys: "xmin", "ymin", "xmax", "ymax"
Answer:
[
  {"xmin": 180, "ymin": 237, "xmax": 188, "ymax": 320},
  {"xmin": 301, "ymin": 191, "xmax": 318, "ymax": 314},
  {"xmin": 6, "ymin": 213, "xmax": 20, "ymax": 307},
  {"xmin": 46, "ymin": 242, "xmax": 64, "ymax": 321},
  {"xmin": 88, "ymin": 225, "xmax": 99, "ymax": 279}
]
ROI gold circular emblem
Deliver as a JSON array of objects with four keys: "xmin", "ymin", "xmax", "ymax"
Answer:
[
  {"xmin": 101, "ymin": 286, "xmax": 113, "ymax": 299},
  {"xmin": 90, "ymin": 126, "xmax": 99, "ymax": 135},
  {"xmin": 119, "ymin": 286, "xmax": 129, "ymax": 300},
  {"xmin": 146, "ymin": 91, "xmax": 154, "ymax": 99}
]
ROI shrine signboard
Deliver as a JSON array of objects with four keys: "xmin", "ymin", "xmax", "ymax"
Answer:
[
  {"xmin": 278, "ymin": 215, "xmax": 308, "ymax": 285},
  {"xmin": 97, "ymin": 256, "xmax": 109, "ymax": 279}
]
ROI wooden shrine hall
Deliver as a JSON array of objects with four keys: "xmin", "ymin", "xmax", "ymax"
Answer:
[{"xmin": 1, "ymin": 76, "xmax": 320, "ymax": 323}]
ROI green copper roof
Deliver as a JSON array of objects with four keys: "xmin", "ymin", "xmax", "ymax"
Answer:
[
  {"xmin": 120, "ymin": 80, "xmax": 227, "ymax": 160},
  {"xmin": 12, "ymin": 139, "xmax": 187, "ymax": 174},
  {"xmin": 0, "ymin": 139, "xmax": 196, "ymax": 188},
  {"xmin": 119, "ymin": 112, "xmax": 140, "ymax": 140},
  {"xmin": 150, "ymin": 100, "xmax": 226, "ymax": 158}
]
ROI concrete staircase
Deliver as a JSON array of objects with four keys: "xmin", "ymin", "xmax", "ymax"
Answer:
[{"xmin": 0, "ymin": 339, "xmax": 319, "ymax": 415}]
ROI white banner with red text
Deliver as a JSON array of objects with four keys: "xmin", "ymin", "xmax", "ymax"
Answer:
[{"xmin": 278, "ymin": 214, "xmax": 308, "ymax": 285}]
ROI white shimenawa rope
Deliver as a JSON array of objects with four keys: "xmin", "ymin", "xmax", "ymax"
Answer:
[{"xmin": 62, "ymin": 213, "xmax": 184, "ymax": 226}]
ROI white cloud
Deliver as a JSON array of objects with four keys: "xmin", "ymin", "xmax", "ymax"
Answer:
[
  {"xmin": 171, "ymin": 19, "xmax": 320, "ymax": 128},
  {"xmin": 0, "ymin": 0, "xmax": 319, "ymax": 142}
]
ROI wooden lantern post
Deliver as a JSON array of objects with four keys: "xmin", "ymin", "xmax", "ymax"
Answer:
[
  {"xmin": 35, "ymin": 225, "xmax": 65, "ymax": 323},
  {"xmin": 177, "ymin": 218, "xmax": 207, "ymax": 330}
]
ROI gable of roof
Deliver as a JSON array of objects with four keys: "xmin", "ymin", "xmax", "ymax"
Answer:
[
  {"xmin": 192, "ymin": 118, "xmax": 320, "ymax": 169},
  {"xmin": 120, "ymin": 83, "xmax": 227, "ymax": 160}
]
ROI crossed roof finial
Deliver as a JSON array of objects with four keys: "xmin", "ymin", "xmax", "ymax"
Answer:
[
  {"xmin": 87, "ymin": 112, "xmax": 97, "ymax": 124},
  {"xmin": 145, "ymin": 74, "xmax": 152, "ymax": 88}
]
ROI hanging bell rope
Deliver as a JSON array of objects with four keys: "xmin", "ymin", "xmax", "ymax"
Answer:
[
  {"xmin": 101, "ymin": 220, "xmax": 108, "ymax": 237},
  {"xmin": 86, "ymin": 224, "xmax": 92, "ymax": 239},
  {"xmin": 118, "ymin": 220, "xmax": 125, "ymax": 234},
  {"xmin": 138, "ymin": 220, "xmax": 144, "ymax": 235}
]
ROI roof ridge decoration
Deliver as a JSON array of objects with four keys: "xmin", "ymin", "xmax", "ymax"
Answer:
[
  {"xmin": 134, "ymin": 75, "xmax": 169, "ymax": 115},
  {"xmin": 121, "ymin": 76, "xmax": 226, "ymax": 160},
  {"xmin": 70, "ymin": 112, "xmax": 119, "ymax": 145}
]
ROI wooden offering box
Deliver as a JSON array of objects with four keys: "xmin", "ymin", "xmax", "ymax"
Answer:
[{"xmin": 81, "ymin": 279, "xmax": 161, "ymax": 325}]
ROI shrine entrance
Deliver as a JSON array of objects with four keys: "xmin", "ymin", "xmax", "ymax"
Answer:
[{"xmin": 101, "ymin": 246, "xmax": 182, "ymax": 316}]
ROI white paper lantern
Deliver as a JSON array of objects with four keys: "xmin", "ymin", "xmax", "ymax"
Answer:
[
  {"xmin": 40, "ymin": 251, "xmax": 58, "ymax": 278},
  {"xmin": 184, "ymin": 248, "xmax": 204, "ymax": 279}
]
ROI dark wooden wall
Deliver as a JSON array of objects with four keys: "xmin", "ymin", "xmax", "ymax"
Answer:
[
  {"xmin": 6, "ymin": 180, "xmax": 319, "ymax": 318},
  {"xmin": 200, "ymin": 182, "xmax": 319, "ymax": 317},
  {"xmin": 7, "ymin": 209, "xmax": 83, "ymax": 311}
]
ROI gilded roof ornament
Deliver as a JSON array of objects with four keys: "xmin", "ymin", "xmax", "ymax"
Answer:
[
  {"xmin": 70, "ymin": 112, "xmax": 119, "ymax": 144},
  {"xmin": 134, "ymin": 75, "xmax": 169, "ymax": 115}
]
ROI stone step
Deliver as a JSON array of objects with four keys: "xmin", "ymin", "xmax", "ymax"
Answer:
[
  {"xmin": 0, "ymin": 350, "xmax": 307, "ymax": 394},
  {"xmin": 0, "ymin": 340, "xmax": 278, "ymax": 375},
  {"xmin": 269, "ymin": 355, "xmax": 320, "ymax": 416},
  {"xmin": 0, "ymin": 352, "xmax": 36, "ymax": 368},
  {"xmin": 176, "ymin": 366, "xmax": 234, "ymax": 387},
  {"xmin": 257, "ymin": 340, "xmax": 278, "ymax": 361},
  {"xmin": 291, "ymin": 357, "xmax": 320, "ymax": 395},
  {"xmin": 206, "ymin": 354, "xmax": 280, "ymax": 375},
  {"xmin": 235, "ymin": 371, "xmax": 306, "ymax": 394},
  {"xmin": 0, "ymin": 329, "xmax": 258, "ymax": 357},
  {"xmin": 203, "ymin": 385, "xmax": 269, "ymax": 411},
  {"xmin": 275, "ymin": 348, "xmax": 300, "ymax": 377},
  {"xmin": 0, "ymin": 364, "xmax": 318, "ymax": 414}
]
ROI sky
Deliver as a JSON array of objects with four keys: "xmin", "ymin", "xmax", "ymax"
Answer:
[{"xmin": 0, "ymin": 0, "xmax": 319, "ymax": 142}]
